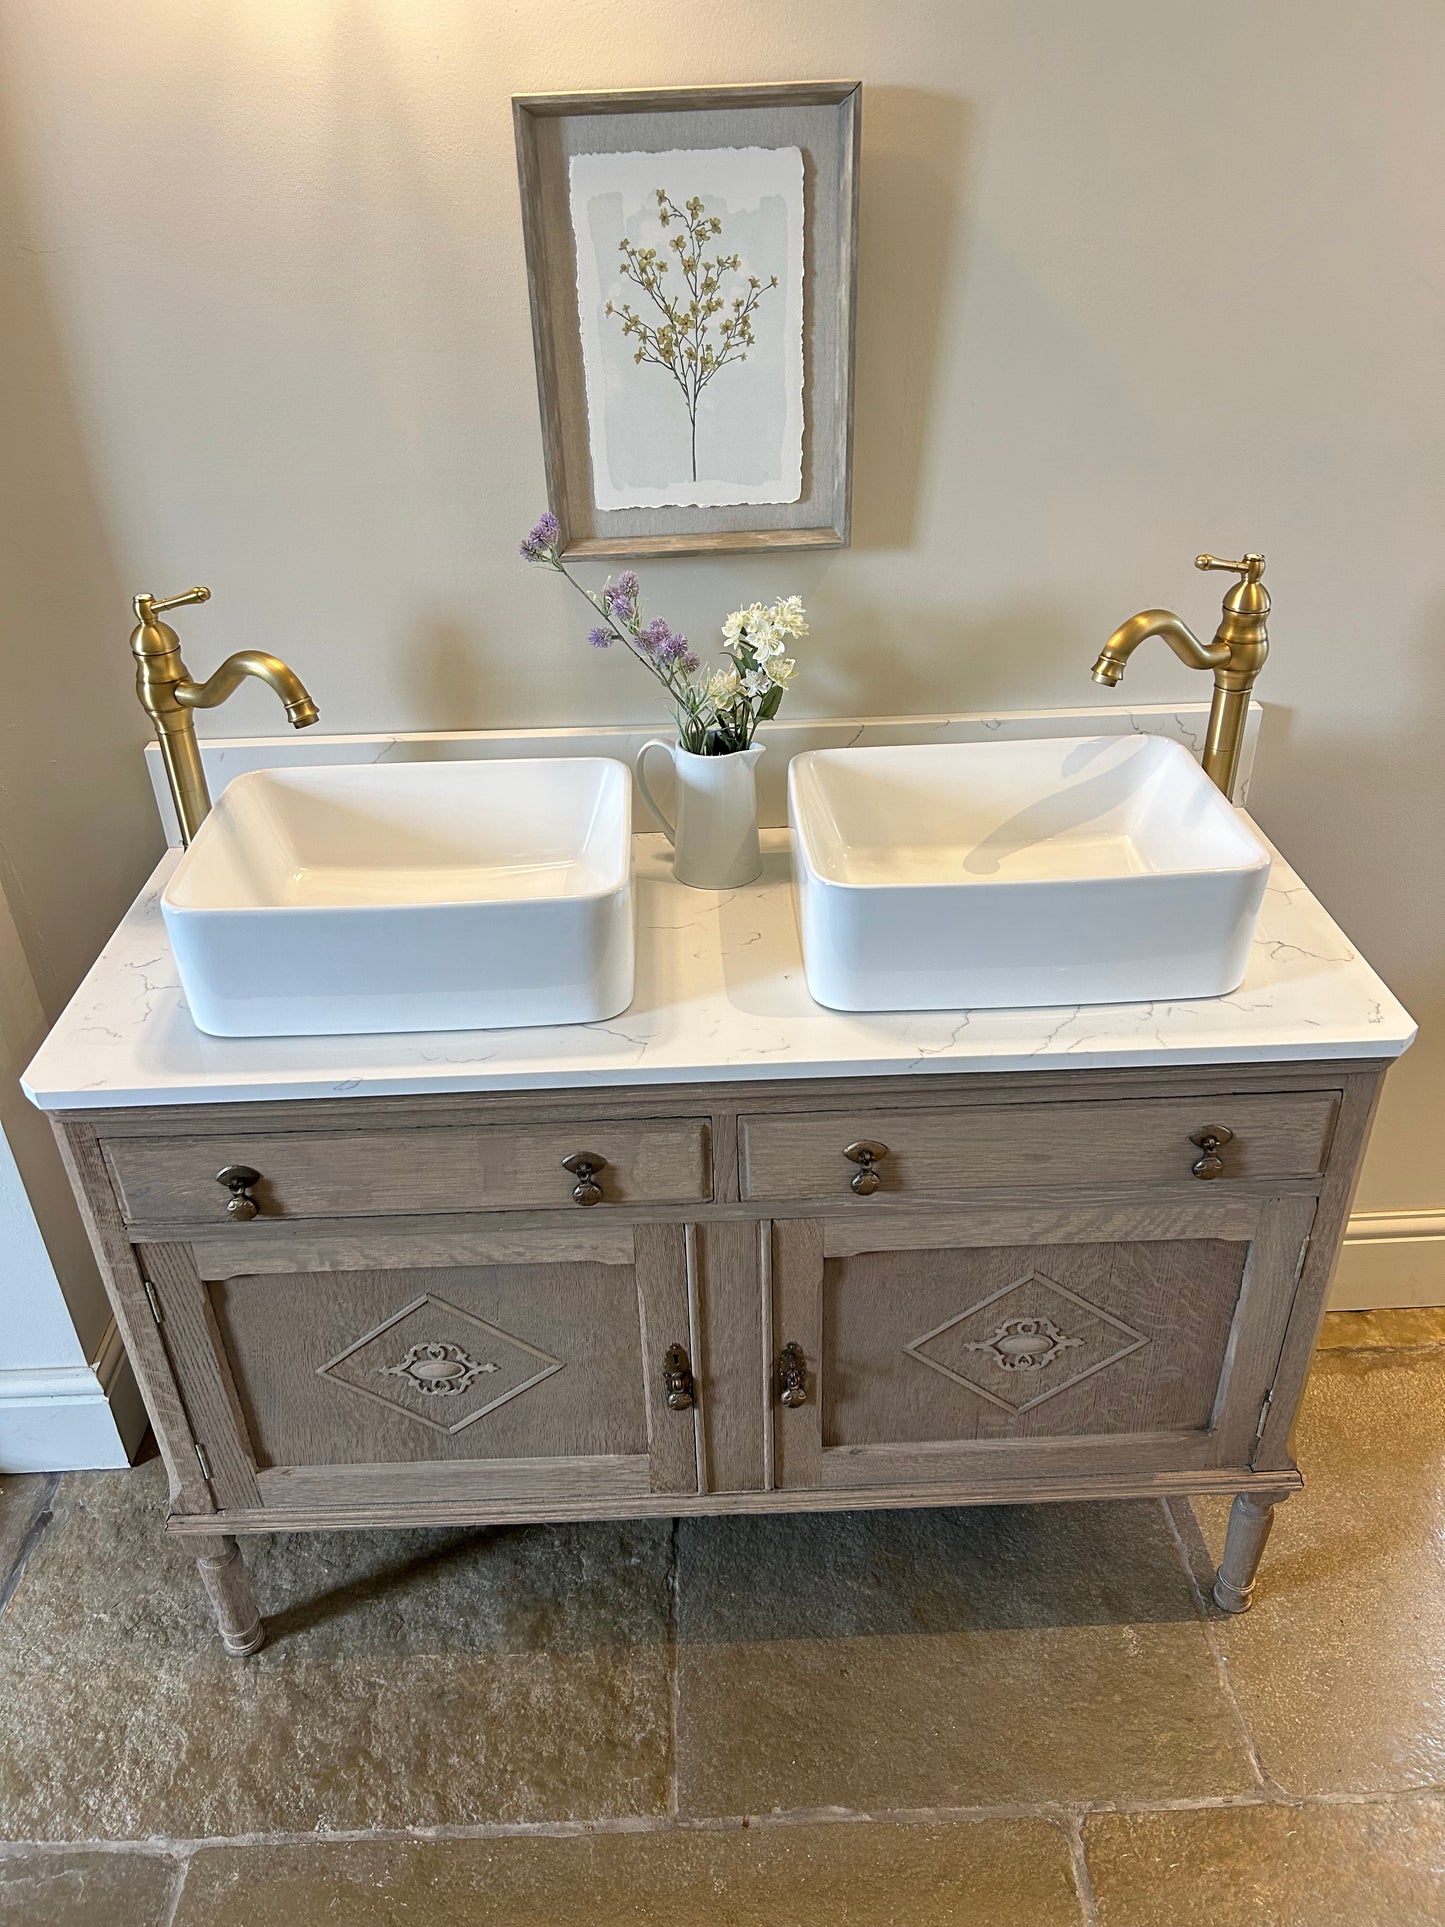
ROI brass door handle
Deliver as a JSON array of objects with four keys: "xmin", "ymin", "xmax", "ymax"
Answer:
[
  {"xmin": 561, "ymin": 1152, "xmax": 608, "ymax": 1206},
  {"xmin": 663, "ymin": 1343, "xmax": 695, "ymax": 1411},
  {"xmin": 778, "ymin": 1341, "xmax": 808, "ymax": 1407},
  {"xmin": 843, "ymin": 1139, "xmax": 889, "ymax": 1195},
  {"xmin": 1189, "ymin": 1125, "xmax": 1234, "ymax": 1180},
  {"xmin": 216, "ymin": 1164, "xmax": 261, "ymax": 1221}
]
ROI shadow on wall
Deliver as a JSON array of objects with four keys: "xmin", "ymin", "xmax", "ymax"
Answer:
[
  {"xmin": 1249, "ymin": 591, "xmax": 1445, "ymax": 1215},
  {"xmin": 0, "ymin": 46, "xmax": 162, "ymax": 1017},
  {"xmin": 410, "ymin": 616, "xmax": 505, "ymax": 730},
  {"xmin": 805, "ymin": 583, "xmax": 1098, "ymax": 719},
  {"xmin": 850, "ymin": 87, "xmax": 975, "ymax": 552},
  {"xmin": 316, "ymin": 0, "xmax": 522, "ymax": 729},
  {"xmin": 0, "ymin": 40, "xmax": 161, "ymax": 1365}
]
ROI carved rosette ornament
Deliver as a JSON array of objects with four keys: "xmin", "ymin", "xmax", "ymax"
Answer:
[
  {"xmin": 378, "ymin": 1341, "xmax": 499, "ymax": 1397},
  {"xmin": 317, "ymin": 1292, "xmax": 564, "ymax": 1436},
  {"xmin": 964, "ymin": 1316, "xmax": 1083, "ymax": 1374},
  {"xmin": 904, "ymin": 1268, "xmax": 1149, "ymax": 1415}
]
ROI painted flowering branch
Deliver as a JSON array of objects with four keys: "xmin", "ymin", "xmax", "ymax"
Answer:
[
  {"xmin": 604, "ymin": 189, "xmax": 778, "ymax": 481},
  {"xmin": 519, "ymin": 514, "xmax": 807, "ymax": 756}
]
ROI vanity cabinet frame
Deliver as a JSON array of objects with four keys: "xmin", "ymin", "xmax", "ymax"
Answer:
[{"xmin": 52, "ymin": 1056, "xmax": 1387, "ymax": 1653}]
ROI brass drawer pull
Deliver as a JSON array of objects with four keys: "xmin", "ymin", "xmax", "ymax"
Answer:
[
  {"xmin": 216, "ymin": 1164, "xmax": 261, "ymax": 1221},
  {"xmin": 561, "ymin": 1152, "xmax": 609, "ymax": 1206},
  {"xmin": 778, "ymin": 1341, "xmax": 808, "ymax": 1407},
  {"xmin": 663, "ymin": 1343, "xmax": 695, "ymax": 1411},
  {"xmin": 1189, "ymin": 1125, "xmax": 1235, "ymax": 1180},
  {"xmin": 842, "ymin": 1139, "xmax": 889, "ymax": 1195}
]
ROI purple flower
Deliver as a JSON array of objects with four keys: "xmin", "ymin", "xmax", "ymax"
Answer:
[
  {"xmin": 604, "ymin": 570, "xmax": 640, "ymax": 619},
  {"xmin": 657, "ymin": 631, "xmax": 691, "ymax": 665},
  {"xmin": 518, "ymin": 510, "xmax": 560, "ymax": 561},
  {"xmin": 587, "ymin": 625, "xmax": 613, "ymax": 649},
  {"xmin": 636, "ymin": 617, "xmax": 672, "ymax": 656}
]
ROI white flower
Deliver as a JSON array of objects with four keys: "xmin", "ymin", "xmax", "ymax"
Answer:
[
  {"xmin": 717, "ymin": 598, "xmax": 806, "ymax": 711},
  {"xmin": 722, "ymin": 602, "xmax": 765, "ymax": 647},
  {"xmin": 772, "ymin": 595, "xmax": 809, "ymax": 639}
]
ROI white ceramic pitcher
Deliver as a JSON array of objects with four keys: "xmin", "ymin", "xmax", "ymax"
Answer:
[{"xmin": 634, "ymin": 741, "xmax": 765, "ymax": 890}]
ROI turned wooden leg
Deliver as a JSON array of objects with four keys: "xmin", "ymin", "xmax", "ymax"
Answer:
[
  {"xmin": 1213, "ymin": 1489, "xmax": 1291, "ymax": 1614},
  {"xmin": 194, "ymin": 1534, "xmax": 265, "ymax": 1657}
]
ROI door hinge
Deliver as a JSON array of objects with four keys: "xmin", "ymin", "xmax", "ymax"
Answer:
[
  {"xmin": 141, "ymin": 1276, "xmax": 164, "ymax": 1326},
  {"xmin": 1255, "ymin": 1390, "xmax": 1274, "ymax": 1442},
  {"xmin": 194, "ymin": 1442, "xmax": 213, "ymax": 1483}
]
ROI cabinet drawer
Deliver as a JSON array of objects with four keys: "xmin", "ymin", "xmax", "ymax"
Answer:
[
  {"xmin": 104, "ymin": 1118, "xmax": 711, "ymax": 1225},
  {"xmin": 739, "ymin": 1091, "xmax": 1337, "ymax": 1202}
]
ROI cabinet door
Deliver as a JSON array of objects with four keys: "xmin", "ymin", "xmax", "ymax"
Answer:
[
  {"xmin": 139, "ymin": 1218, "xmax": 698, "ymax": 1518},
  {"xmin": 768, "ymin": 1194, "xmax": 1316, "ymax": 1495}
]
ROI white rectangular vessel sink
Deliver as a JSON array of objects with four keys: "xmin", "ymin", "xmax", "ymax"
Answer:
[
  {"xmin": 162, "ymin": 758, "xmax": 634, "ymax": 1037},
  {"xmin": 788, "ymin": 735, "xmax": 1271, "ymax": 1012}
]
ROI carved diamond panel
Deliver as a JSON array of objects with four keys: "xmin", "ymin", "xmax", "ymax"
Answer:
[
  {"xmin": 318, "ymin": 1293, "xmax": 563, "ymax": 1435},
  {"xmin": 904, "ymin": 1269, "xmax": 1148, "ymax": 1414}
]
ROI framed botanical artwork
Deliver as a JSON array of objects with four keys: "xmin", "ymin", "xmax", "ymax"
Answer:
[{"xmin": 513, "ymin": 81, "xmax": 860, "ymax": 558}]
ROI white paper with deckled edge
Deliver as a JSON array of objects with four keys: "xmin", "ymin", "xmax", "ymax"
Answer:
[{"xmin": 569, "ymin": 145, "xmax": 804, "ymax": 510}]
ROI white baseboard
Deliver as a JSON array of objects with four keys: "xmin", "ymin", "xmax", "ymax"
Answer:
[
  {"xmin": 1330, "ymin": 1212, "xmax": 1445, "ymax": 1311},
  {"xmin": 0, "ymin": 1318, "xmax": 148, "ymax": 1472}
]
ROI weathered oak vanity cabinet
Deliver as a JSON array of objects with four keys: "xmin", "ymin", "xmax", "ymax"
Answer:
[
  {"xmin": 52, "ymin": 1058, "xmax": 1383, "ymax": 1655},
  {"xmin": 28, "ymin": 835, "xmax": 1411, "ymax": 1655}
]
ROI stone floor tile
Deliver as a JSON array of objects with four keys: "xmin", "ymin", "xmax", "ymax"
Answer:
[
  {"xmin": 1085, "ymin": 1794, "xmax": 1445, "ymax": 1927},
  {"xmin": 0, "ymin": 1461, "xmax": 673, "ymax": 1839},
  {"xmin": 1318, "ymin": 1306, "xmax": 1445, "ymax": 1350},
  {"xmin": 175, "ymin": 1818, "xmax": 1084, "ymax": 1926},
  {"xmin": 0, "ymin": 1848, "xmax": 178, "ymax": 1926},
  {"xmin": 0, "ymin": 1474, "xmax": 56, "ymax": 1612},
  {"xmin": 675, "ymin": 1501, "xmax": 1256, "ymax": 1814},
  {"xmin": 1178, "ymin": 1348, "xmax": 1445, "ymax": 1795}
]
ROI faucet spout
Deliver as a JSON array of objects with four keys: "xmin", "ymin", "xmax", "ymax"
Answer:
[
  {"xmin": 1091, "ymin": 609, "xmax": 1230, "ymax": 686},
  {"xmin": 174, "ymin": 650, "xmax": 320, "ymax": 729},
  {"xmin": 1089, "ymin": 553, "xmax": 1270, "ymax": 799},
  {"xmin": 129, "ymin": 586, "xmax": 320, "ymax": 844}
]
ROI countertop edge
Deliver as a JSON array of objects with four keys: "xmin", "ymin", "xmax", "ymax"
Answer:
[
  {"xmin": 24, "ymin": 1038, "xmax": 1416, "ymax": 1116},
  {"xmin": 21, "ymin": 829, "xmax": 1418, "ymax": 1114}
]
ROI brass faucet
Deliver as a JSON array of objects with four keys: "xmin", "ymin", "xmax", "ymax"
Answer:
[
  {"xmin": 130, "ymin": 586, "xmax": 320, "ymax": 844},
  {"xmin": 1091, "ymin": 553, "xmax": 1269, "ymax": 798}
]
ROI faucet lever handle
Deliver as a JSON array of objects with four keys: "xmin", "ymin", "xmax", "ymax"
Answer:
[
  {"xmin": 134, "ymin": 587, "xmax": 211, "ymax": 623},
  {"xmin": 1195, "ymin": 553, "xmax": 1265, "ymax": 581}
]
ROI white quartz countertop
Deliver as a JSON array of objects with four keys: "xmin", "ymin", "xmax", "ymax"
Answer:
[{"xmin": 22, "ymin": 828, "xmax": 1415, "ymax": 1113}]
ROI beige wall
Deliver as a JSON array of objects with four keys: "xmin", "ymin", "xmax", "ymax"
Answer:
[{"xmin": 0, "ymin": 1, "xmax": 1440, "ymax": 1229}]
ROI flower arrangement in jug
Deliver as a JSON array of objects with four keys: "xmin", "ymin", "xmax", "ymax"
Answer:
[{"xmin": 519, "ymin": 512, "xmax": 807, "ymax": 754}]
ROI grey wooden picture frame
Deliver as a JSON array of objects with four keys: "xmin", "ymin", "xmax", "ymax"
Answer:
[{"xmin": 513, "ymin": 81, "xmax": 861, "ymax": 559}]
